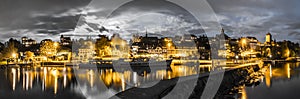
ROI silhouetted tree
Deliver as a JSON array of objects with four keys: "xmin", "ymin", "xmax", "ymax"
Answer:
[
  {"xmin": 1, "ymin": 39, "xmax": 19, "ymax": 59},
  {"xmin": 95, "ymin": 36, "xmax": 111, "ymax": 57}
]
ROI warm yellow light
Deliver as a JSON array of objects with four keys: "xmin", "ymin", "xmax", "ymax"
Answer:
[
  {"xmin": 241, "ymin": 38, "xmax": 247, "ymax": 45},
  {"xmin": 51, "ymin": 69, "xmax": 58, "ymax": 76},
  {"xmin": 54, "ymin": 42, "xmax": 59, "ymax": 47},
  {"xmin": 43, "ymin": 57, "xmax": 47, "ymax": 61},
  {"xmin": 167, "ymin": 43, "xmax": 172, "ymax": 47},
  {"xmin": 12, "ymin": 53, "xmax": 17, "ymax": 58},
  {"xmin": 121, "ymin": 42, "xmax": 126, "ymax": 46},
  {"xmin": 286, "ymin": 50, "xmax": 290, "ymax": 57}
]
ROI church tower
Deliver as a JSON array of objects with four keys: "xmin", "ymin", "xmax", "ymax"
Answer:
[
  {"xmin": 145, "ymin": 29, "xmax": 148, "ymax": 37},
  {"xmin": 265, "ymin": 32, "xmax": 272, "ymax": 43},
  {"xmin": 221, "ymin": 28, "xmax": 225, "ymax": 34}
]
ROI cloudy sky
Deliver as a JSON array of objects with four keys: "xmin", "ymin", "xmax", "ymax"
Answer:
[{"xmin": 0, "ymin": 0, "xmax": 300, "ymax": 43}]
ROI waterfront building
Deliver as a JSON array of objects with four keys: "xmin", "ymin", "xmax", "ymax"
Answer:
[
  {"xmin": 238, "ymin": 36, "xmax": 261, "ymax": 58},
  {"xmin": 196, "ymin": 35, "xmax": 211, "ymax": 59},
  {"xmin": 78, "ymin": 40, "xmax": 96, "ymax": 62},
  {"xmin": 214, "ymin": 28, "xmax": 231, "ymax": 58},
  {"xmin": 174, "ymin": 34, "xmax": 198, "ymax": 58},
  {"xmin": 130, "ymin": 31, "xmax": 163, "ymax": 58},
  {"xmin": 111, "ymin": 33, "xmax": 130, "ymax": 58},
  {"xmin": 261, "ymin": 33, "xmax": 277, "ymax": 58},
  {"xmin": 21, "ymin": 37, "xmax": 37, "ymax": 47}
]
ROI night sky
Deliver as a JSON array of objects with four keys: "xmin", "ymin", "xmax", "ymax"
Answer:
[{"xmin": 0, "ymin": 0, "xmax": 300, "ymax": 42}]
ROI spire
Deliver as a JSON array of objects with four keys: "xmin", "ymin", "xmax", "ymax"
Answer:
[
  {"xmin": 221, "ymin": 28, "xmax": 225, "ymax": 34},
  {"xmin": 145, "ymin": 29, "xmax": 148, "ymax": 37}
]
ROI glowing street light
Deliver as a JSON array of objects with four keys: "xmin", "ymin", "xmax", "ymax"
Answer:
[
  {"xmin": 43, "ymin": 56, "xmax": 47, "ymax": 61},
  {"xmin": 12, "ymin": 53, "xmax": 17, "ymax": 58},
  {"xmin": 54, "ymin": 42, "xmax": 59, "ymax": 47},
  {"xmin": 167, "ymin": 43, "xmax": 172, "ymax": 47},
  {"xmin": 241, "ymin": 38, "xmax": 247, "ymax": 47}
]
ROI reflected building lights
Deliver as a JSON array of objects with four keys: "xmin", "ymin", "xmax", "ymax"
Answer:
[
  {"xmin": 133, "ymin": 72, "xmax": 138, "ymax": 87},
  {"xmin": 7, "ymin": 63, "xmax": 215, "ymax": 95},
  {"xmin": 54, "ymin": 74, "xmax": 58, "ymax": 95},
  {"xmin": 241, "ymin": 86, "xmax": 248, "ymax": 99},
  {"xmin": 121, "ymin": 75, "xmax": 125, "ymax": 91},
  {"xmin": 269, "ymin": 65, "xmax": 272, "ymax": 77},
  {"xmin": 265, "ymin": 65, "xmax": 272, "ymax": 88},
  {"xmin": 89, "ymin": 70, "xmax": 94, "ymax": 87},
  {"xmin": 12, "ymin": 68, "xmax": 16, "ymax": 91},
  {"xmin": 22, "ymin": 69, "xmax": 25, "ymax": 90},
  {"xmin": 17, "ymin": 68, "xmax": 20, "ymax": 82},
  {"xmin": 7, "ymin": 67, "xmax": 76, "ymax": 95},
  {"xmin": 63, "ymin": 74, "xmax": 67, "ymax": 88},
  {"xmin": 26, "ymin": 72, "xmax": 29, "ymax": 90},
  {"xmin": 286, "ymin": 64, "xmax": 291, "ymax": 79}
]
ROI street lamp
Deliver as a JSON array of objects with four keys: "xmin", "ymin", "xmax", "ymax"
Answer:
[
  {"xmin": 12, "ymin": 53, "xmax": 17, "ymax": 58},
  {"xmin": 54, "ymin": 42, "xmax": 59, "ymax": 48},
  {"xmin": 167, "ymin": 43, "xmax": 171, "ymax": 48}
]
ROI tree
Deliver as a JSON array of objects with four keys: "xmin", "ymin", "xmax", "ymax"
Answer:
[
  {"xmin": 95, "ymin": 36, "xmax": 111, "ymax": 57},
  {"xmin": 40, "ymin": 41, "xmax": 59, "ymax": 57},
  {"xmin": 0, "ymin": 42, "xmax": 4, "ymax": 52},
  {"xmin": 25, "ymin": 51, "xmax": 34, "ymax": 58},
  {"xmin": 1, "ymin": 40, "xmax": 18, "ymax": 59}
]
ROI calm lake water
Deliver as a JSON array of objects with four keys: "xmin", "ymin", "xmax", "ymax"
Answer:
[
  {"xmin": 243, "ymin": 62, "xmax": 300, "ymax": 99},
  {"xmin": 0, "ymin": 62, "xmax": 299, "ymax": 99}
]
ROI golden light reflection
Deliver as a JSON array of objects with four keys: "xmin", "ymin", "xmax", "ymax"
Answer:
[
  {"xmin": 8, "ymin": 67, "xmax": 74, "ymax": 94},
  {"xmin": 265, "ymin": 65, "xmax": 272, "ymax": 88},
  {"xmin": 87, "ymin": 70, "xmax": 95, "ymax": 87},
  {"xmin": 121, "ymin": 75, "xmax": 125, "ymax": 91},
  {"xmin": 8, "ymin": 64, "xmax": 211, "ymax": 94},
  {"xmin": 54, "ymin": 73, "xmax": 58, "ymax": 94},
  {"xmin": 11, "ymin": 68, "xmax": 16, "ymax": 91},
  {"xmin": 100, "ymin": 69, "xmax": 123, "ymax": 87},
  {"xmin": 271, "ymin": 63, "xmax": 291, "ymax": 78},
  {"xmin": 241, "ymin": 86, "xmax": 248, "ymax": 99},
  {"xmin": 264, "ymin": 63, "xmax": 295, "ymax": 88},
  {"xmin": 63, "ymin": 74, "xmax": 67, "ymax": 88},
  {"xmin": 286, "ymin": 63, "xmax": 291, "ymax": 79}
]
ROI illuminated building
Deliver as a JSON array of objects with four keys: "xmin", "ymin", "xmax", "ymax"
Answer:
[
  {"xmin": 213, "ymin": 28, "xmax": 231, "ymax": 58},
  {"xmin": 265, "ymin": 32, "xmax": 272, "ymax": 43},
  {"xmin": 21, "ymin": 37, "xmax": 37, "ymax": 47},
  {"xmin": 78, "ymin": 40, "xmax": 96, "ymax": 62},
  {"xmin": 60, "ymin": 35, "xmax": 72, "ymax": 46},
  {"xmin": 238, "ymin": 37, "xmax": 261, "ymax": 58},
  {"xmin": 111, "ymin": 34, "xmax": 130, "ymax": 58},
  {"xmin": 130, "ymin": 31, "xmax": 163, "ymax": 57},
  {"xmin": 174, "ymin": 34, "xmax": 198, "ymax": 58},
  {"xmin": 196, "ymin": 35, "xmax": 210, "ymax": 59}
]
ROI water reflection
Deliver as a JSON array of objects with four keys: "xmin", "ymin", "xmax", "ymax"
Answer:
[
  {"xmin": 228, "ymin": 62, "xmax": 300, "ymax": 99},
  {"xmin": 6, "ymin": 67, "xmax": 74, "ymax": 94},
  {"xmin": 78, "ymin": 64, "xmax": 210, "ymax": 92},
  {"xmin": 2, "ymin": 62, "xmax": 299, "ymax": 98},
  {"xmin": 0, "ymin": 64, "xmax": 211, "ymax": 98}
]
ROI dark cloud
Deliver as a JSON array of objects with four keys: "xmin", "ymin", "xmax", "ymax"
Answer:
[
  {"xmin": 0, "ymin": 0, "xmax": 91, "ymax": 42},
  {"xmin": 0, "ymin": 0, "xmax": 300, "ymax": 43}
]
